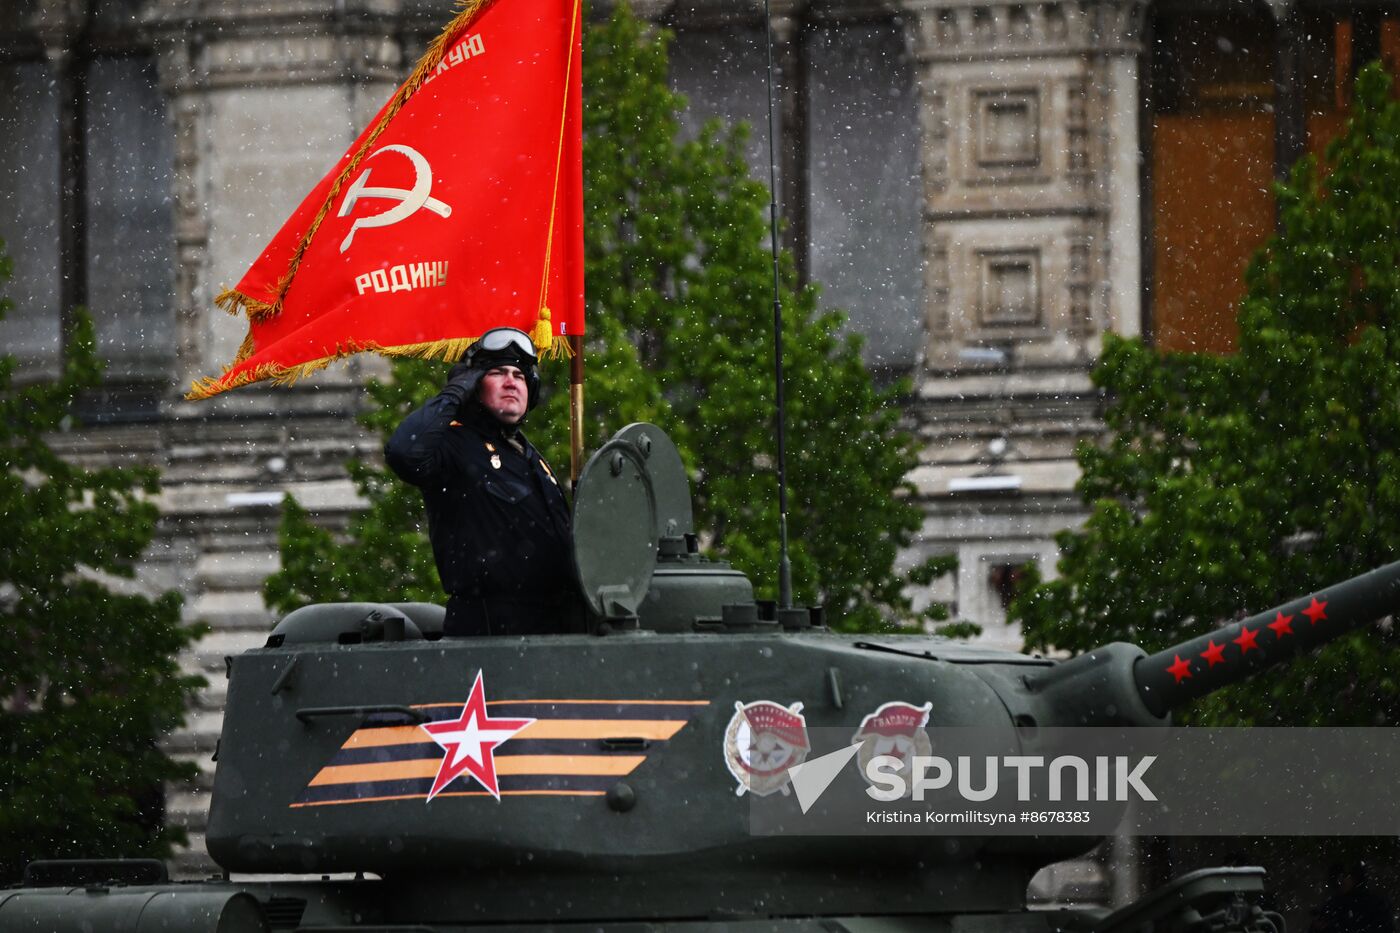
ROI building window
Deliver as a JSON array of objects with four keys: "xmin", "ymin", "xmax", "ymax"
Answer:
[
  {"xmin": 987, "ymin": 561, "xmax": 1031, "ymax": 612},
  {"xmin": 0, "ymin": 10, "xmax": 174, "ymax": 401},
  {"xmin": 974, "ymin": 89, "xmax": 1040, "ymax": 168},
  {"xmin": 84, "ymin": 56, "xmax": 176, "ymax": 384},
  {"xmin": 1148, "ymin": 10, "xmax": 1277, "ymax": 354},
  {"xmin": 1148, "ymin": 7, "xmax": 1399, "ymax": 354},
  {"xmin": 0, "ymin": 61, "xmax": 62, "ymax": 376},
  {"xmin": 979, "ymin": 249, "xmax": 1041, "ymax": 328},
  {"xmin": 808, "ymin": 20, "xmax": 922, "ymax": 374},
  {"xmin": 1304, "ymin": 14, "xmax": 1400, "ymax": 157}
]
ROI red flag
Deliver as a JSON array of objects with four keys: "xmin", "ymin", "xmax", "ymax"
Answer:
[{"xmin": 188, "ymin": 0, "xmax": 584, "ymax": 400}]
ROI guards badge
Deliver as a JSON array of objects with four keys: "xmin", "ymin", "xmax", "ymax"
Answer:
[
  {"xmin": 853, "ymin": 701, "xmax": 932, "ymax": 797},
  {"xmin": 723, "ymin": 700, "xmax": 810, "ymax": 797}
]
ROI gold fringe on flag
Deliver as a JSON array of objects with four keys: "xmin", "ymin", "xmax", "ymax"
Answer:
[
  {"xmin": 183, "ymin": 332, "xmax": 572, "ymax": 401},
  {"xmin": 214, "ymin": 287, "xmax": 275, "ymax": 319},
  {"xmin": 231, "ymin": 331, "xmax": 258, "ymax": 366}
]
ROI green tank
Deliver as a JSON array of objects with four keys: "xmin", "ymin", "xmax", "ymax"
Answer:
[{"xmin": 5, "ymin": 422, "xmax": 1397, "ymax": 932}]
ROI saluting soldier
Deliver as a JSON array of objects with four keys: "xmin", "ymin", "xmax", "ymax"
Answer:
[{"xmin": 386, "ymin": 327, "xmax": 580, "ymax": 636}]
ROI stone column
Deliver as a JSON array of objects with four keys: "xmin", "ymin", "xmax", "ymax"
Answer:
[
  {"xmin": 31, "ymin": 0, "xmax": 90, "ymax": 344},
  {"xmin": 901, "ymin": 0, "xmax": 1146, "ymax": 373},
  {"xmin": 152, "ymin": 32, "xmax": 208, "ymax": 394},
  {"xmin": 1093, "ymin": 0, "xmax": 1148, "ymax": 341},
  {"xmin": 771, "ymin": 0, "xmax": 812, "ymax": 284},
  {"xmin": 1270, "ymin": 1, "xmax": 1306, "ymax": 190},
  {"xmin": 146, "ymin": 0, "xmax": 405, "ymax": 409}
]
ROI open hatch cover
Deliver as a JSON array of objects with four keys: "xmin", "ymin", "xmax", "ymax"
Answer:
[{"xmin": 572, "ymin": 429, "xmax": 658, "ymax": 620}]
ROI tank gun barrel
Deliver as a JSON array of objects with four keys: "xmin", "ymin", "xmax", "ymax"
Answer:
[
  {"xmin": 1024, "ymin": 558, "xmax": 1400, "ymax": 726},
  {"xmin": 1135, "ymin": 558, "xmax": 1400, "ymax": 717}
]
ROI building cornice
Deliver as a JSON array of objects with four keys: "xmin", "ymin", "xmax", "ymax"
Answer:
[
  {"xmin": 144, "ymin": 0, "xmax": 404, "ymax": 89},
  {"xmin": 900, "ymin": 0, "xmax": 1146, "ymax": 62}
]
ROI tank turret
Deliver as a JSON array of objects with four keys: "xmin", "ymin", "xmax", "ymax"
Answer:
[{"xmin": 4, "ymin": 423, "xmax": 1396, "ymax": 932}]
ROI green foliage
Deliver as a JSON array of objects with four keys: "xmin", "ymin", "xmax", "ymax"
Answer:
[
  {"xmin": 266, "ymin": 3, "xmax": 935, "ymax": 632},
  {"xmin": 0, "ymin": 241, "xmax": 202, "ymax": 880},
  {"xmin": 1012, "ymin": 64, "xmax": 1400, "ymax": 725}
]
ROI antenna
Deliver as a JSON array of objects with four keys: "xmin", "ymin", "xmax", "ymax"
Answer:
[{"xmin": 761, "ymin": 0, "xmax": 793, "ymax": 608}]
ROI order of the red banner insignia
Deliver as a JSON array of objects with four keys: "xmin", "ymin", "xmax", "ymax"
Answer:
[
  {"xmin": 723, "ymin": 700, "xmax": 811, "ymax": 797},
  {"xmin": 853, "ymin": 701, "xmax": 933, "ymax": 797}
]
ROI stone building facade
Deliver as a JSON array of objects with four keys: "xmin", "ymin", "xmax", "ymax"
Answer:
[{"xmin": 1, "ymin": 0, "xmax": 1396, "ymax": 908}]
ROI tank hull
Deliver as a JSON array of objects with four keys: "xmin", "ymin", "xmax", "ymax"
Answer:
[{"xmin": 206, "ymin": 632, "xmax": 1086, "ymax": 921}]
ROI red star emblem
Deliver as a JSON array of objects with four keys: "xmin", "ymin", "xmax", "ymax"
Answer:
[
  {"xmin": 1233, "ymin": 625, "xmax": 1259, "ymax": 654},
  {"xmin": 1302, "ymin": 597, "xmax": 1328, "ymax": 625},
  {"xmin": 1167, "ymin": 654, "xmax": 1193, "ymax": 683},
  {"xmin": 420, "ymin": 671, "xmax": 534, "ymax": 801},
  {"xmin": 1200, "ymin": 640, "xmax": 1226, "ymax": 667},
  {"xmin": 1268, "ymin": 612, "xmax": 1294, "ymax": 638}
]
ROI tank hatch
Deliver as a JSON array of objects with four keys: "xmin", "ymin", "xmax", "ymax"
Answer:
[
  {"xmin": 573, "ymin": 423, "xmax": 758, "ymax": 633},
  {"xmin": 572, "ymin": 430, "xmax": 658, "ymax": 626},
  {"xmin": 612, "ymin": 422, "xmax": 693, "ymax": 543}
]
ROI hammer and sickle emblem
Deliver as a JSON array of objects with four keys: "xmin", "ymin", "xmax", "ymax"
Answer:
[{"xmin": 337, "ymin": 144, "xmax": 452, "ymax": 253}]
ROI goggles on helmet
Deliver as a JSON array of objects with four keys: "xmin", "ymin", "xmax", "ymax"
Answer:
[{"xmin": 474, "ymin": 327, "xmax": 538, "ymax": 363}]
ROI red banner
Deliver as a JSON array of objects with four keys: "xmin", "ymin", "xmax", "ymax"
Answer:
[{"xmin": 188, "ymin": 0, "xmax": 584, "ymax": 400}]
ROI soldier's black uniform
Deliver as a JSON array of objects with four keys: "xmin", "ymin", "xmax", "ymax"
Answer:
[{"xmin": 385, "ymin": 384, "xmax": 577, "ymax": 636}]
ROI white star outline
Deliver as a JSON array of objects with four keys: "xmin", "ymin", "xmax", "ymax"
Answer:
[{"xmin": 433, "ymin": 702, "xmax": 529, "ymax": 772}]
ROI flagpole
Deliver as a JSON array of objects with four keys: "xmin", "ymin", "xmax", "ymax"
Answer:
[{"xmin": 568, "ymin": 334, "xmax": 585, "ymax": 490}]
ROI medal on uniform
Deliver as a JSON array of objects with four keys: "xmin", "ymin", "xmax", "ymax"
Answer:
[
  {"xmin": 486, "ymin": 442, "xmax": 502, "ymax": 470},
  {"xmin": 540, "ymin": 458, "xmax": 558, "ymax": 485}
]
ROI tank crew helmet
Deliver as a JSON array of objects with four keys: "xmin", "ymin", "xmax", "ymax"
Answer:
[{"xmin": 449, "ymin": 326, "xmax": 542, "ymax": 411}]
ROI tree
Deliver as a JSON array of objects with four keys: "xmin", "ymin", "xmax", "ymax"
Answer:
[
  {"xmin": 0, "ymin": 242, "xmax": 202, "ymax": 880},
  {"xmin": 266, "ymin": 2, "xmax": 948, "ymax": 633},
  {"xmin": 1012, "ymin": 64, "xmax": 1400, "ymax": 726}
]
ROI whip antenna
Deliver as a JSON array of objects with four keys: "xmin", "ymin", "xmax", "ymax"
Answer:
[{"xmin": 761, "ymin": 0, "xmax": 793, "ymax": 608}]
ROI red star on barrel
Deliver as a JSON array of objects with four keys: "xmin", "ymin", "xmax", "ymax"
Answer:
[
  {"xmin": 1167, "ymin": 654, "xmax": 1193, "ymax": 683},
  {"xmin": 1200, "ymin": 640, "xmax": 1226, "ymax": 667},
  {"xmin": 1302, "ymin": 597, "xmax": 1328, "ymax": 625},
  {"xmin": 1233, "ymin": 625, "xmax": 1259, "ymax": 654},
  {"xmin": 1268, "ymin": 612, "xmax": 1294, "ymax": 638},
  {"xmin": 420, "ymin": 671, "xmax": 534, "ymax": 802}
]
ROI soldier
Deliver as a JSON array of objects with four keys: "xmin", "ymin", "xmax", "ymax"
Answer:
[{"xmin": 386, "ymin": 327, "xmax": 579, "ymax": 636}]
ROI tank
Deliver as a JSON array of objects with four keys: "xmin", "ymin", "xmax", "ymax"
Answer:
[{"xmin": 5, "ymin": 422, "xmax": 1398, "ymax": 932}]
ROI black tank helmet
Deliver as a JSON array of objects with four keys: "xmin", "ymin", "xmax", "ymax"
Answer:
[{"xmin": 450, "ymin": 327, "xmax": 542, "ymax": 411}]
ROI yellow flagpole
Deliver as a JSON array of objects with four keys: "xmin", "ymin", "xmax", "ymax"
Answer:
[{"xmin": 568, "ymin": 334, "xmax": 584, "ymax": 489}]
